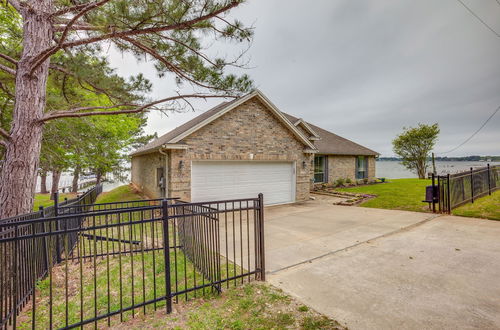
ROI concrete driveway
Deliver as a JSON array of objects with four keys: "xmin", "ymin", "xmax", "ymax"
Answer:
[{"xmin": 264, "ymin": 199, "xmax": 500, "ymax": 329}]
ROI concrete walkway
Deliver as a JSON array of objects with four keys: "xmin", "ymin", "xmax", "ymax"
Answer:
[
  {"xmin": 264, "ymin": 199, "xmax": 436, "ymax": 273},
  {"xmin": 265, "ymin": 201, "xmax": 500, "ymax": 329}
]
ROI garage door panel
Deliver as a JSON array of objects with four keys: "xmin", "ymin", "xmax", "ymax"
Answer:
[{"xmin": 191, "ymin": 161, "xmax": 295, "ymax": 205}]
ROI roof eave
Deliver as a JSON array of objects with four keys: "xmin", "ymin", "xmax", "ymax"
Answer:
[
  {"xmin": 317, "ymin": 151, "xmax": 379, "ymax": 156},
  {"xmin": 168, "ymin": 89, "xmax": 316, "ymax": 150}
]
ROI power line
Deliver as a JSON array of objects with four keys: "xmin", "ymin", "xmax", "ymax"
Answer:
[
  {"xmin": 437, "ymin": 104, "xmax": 500, "ymax": 154},
  {"xmin": 456, "ymin": 0, "xmax": 500, "ymax": 38}
]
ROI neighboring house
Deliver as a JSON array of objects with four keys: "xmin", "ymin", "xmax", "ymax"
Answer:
[{"xmin": 130, "ymin": 90, "xmax": 378, "ymax": 205}]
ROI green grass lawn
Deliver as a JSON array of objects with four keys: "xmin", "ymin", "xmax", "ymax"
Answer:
[
  {"xmin": 95, "ymin": 184, "xmax": 145, "ymax": 203},
  {"xmin": 116, "ymin": 283, "xmax": 345, "ymax": 330},
  {"xmin": 34, "ymin": 193, "xmax": 77, "ymax": 210},
  {"xmin": 452, "ymin": 190, "xmax": 500, "ymax": 220},
  {"xmin": 21, "ymin": 185, "xmax": 344, "ymax": 329},
  {"xmin": 335, "ymin": 178, "xmax": 432, "ymax": 213}
]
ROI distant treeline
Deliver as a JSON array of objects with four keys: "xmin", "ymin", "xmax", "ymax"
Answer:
[{"xmin": 378, "ymin": 155, "xmax": 500, "ymax": 162}]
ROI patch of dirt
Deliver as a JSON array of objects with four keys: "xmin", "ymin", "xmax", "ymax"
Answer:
[
  {"xmin": 311, "ymin": 190, "xmax": 376, "ymax": 206},
  {"xmin": 112, "ymin": 282, "xmax": 346, "ymax": 329}
]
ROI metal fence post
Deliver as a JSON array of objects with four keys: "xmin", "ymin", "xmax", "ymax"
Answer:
[
  {"xmin": 437, "ymin": 176, "xmax": 441, "ymax": 213},
  {"xmin": 487, "ymin": 164, "xmax": 491, "ymax": 195},
  {"xmin": 54, "ymin": 192, "xmax": 62, "ymax": 263},
  {"xmin": 431, "ymin": 173, "xmax": 436, "ymax": 213},
  {"xmin": 447, "ymin": 174, "xmax": 451, "ymax": 214},
  {"xmin": 39, "ymin": 206, "xmax": 49, "ymax": 274},
  {"xmin": 257, "ymin": 193, "xmax": 265, "ymax": 281},
  {"xmin": 470, "ymin": 167, "xmax": 474, "ymax": 204},
  {"xmin": 161, "ymin": 199, "xmax": 172, "ymax": 313}
]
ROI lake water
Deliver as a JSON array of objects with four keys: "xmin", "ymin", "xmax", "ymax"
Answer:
[
  {"xmin": 376, "ymin": 161, "xmax": 500, "ymax": 179},
  {"xmin": 36, "ymin": 174, "xmax": 127, "ymax": 193}
]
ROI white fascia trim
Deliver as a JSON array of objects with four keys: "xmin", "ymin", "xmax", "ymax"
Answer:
[
  {"xmin": 303, "ymin": 148, "xmax": 319, "ymax": 154},
  {"xmin": 161, "ymin": 143, "xmax": 189, "ymax": 150},
  {"xmin": 293, "ymin": 118, "xmax": 321, "ymax": 139},
  {"xmin": 168, "ymin": 89, "xmax": 317, "ymax": 150}
]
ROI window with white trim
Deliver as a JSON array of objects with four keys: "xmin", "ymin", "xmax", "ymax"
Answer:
[
  {"xmin": 314, "ymin": 156, "xmax": 326, "ymax": 183},
  {"xmin": 356, "ymin": 156, "xmax": 368, "ymax": 179}
]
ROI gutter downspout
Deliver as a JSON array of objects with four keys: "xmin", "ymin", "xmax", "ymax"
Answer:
[{"xmin": 158, "ymin": 146, "xmax": 169, "ymax": 198}]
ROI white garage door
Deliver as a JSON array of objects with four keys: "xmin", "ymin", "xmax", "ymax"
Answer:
[{"xmin": 191, "ymin": 161, "xmax": 295, "ymax": 205}]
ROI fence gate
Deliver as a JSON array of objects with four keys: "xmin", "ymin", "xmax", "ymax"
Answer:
[{"xmin": 0, "ymin": 193, "xmax": 265, "ymax": 329}]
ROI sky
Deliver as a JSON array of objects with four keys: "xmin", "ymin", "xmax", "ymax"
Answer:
[{"xmin": 108, "ymin": 0, "xmax": 500, "ymax": 157}]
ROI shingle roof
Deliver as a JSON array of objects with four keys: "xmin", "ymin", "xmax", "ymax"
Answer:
[
  {"xmin": 131, "ymin": 99, "xmax": 238, "ymax": 156},
  {"xmin": 282, "ymin": 113, "xmax": 378, "ymax": 156},
  {"xmin": 131, "ymin": 93, "xmax": 378, "ymax": 157}
]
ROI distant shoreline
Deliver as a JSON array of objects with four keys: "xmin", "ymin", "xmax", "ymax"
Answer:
[
  {"xmin": 376, "ymin": 160, "xmax": 500, "ymax": 178},
  {"xmin": 377, "ymin": 158, "xmax": 500, "ymax": 162}
]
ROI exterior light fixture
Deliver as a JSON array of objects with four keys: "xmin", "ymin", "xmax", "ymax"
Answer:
[{"xmin": 179, "ymin": 160, "xmax": 184, "ymax": 169}]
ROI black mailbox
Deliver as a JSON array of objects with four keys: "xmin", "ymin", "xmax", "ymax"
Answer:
[{"xmin": 423, "ymin": 185, "xmax": 439, "ymax": 203}]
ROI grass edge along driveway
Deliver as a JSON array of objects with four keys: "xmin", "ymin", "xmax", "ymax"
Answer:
[
  {"xmin": 452, "ymin": 189, "xmax": 500, "ymax": 221},
  {"xmin": 336, "ymin": 178, "xmax": 432, "ymax": 213},
  {"xmin": 336, "ymin": 179, "xmax": 499, "ymax": 220}
]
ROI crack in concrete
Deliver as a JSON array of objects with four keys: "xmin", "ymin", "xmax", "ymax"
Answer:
[{"xmin": 267, "ymin": 213, "xmax": 443, "ymax": 275}]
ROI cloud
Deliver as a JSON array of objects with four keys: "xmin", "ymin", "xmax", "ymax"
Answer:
[{"xmin": 106, "ymin": 0, "xmax": 500, "ymax": 157}]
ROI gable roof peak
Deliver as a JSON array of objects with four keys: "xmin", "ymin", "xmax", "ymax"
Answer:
[{"xmin": 130, "ymin": 90, "xmax": 317, "ymax": 156}]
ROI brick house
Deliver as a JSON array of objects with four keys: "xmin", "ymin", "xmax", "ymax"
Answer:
[{"xmin": 130, "ymin": 90, "xmax": 378, "ymax": 205}]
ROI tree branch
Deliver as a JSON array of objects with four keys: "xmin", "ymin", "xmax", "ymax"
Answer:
[
  {"xmin": 51, "ymin": 0, "xmax": 110, "ymax": 17},
  {"xmin": 6, "ymin": 0, "xmax": 22, "ymax": 12},
  {"xmin": 0, "ymin": 82, "xmax": 14, "ymax": 98},
  {"xmin": 154, "ymin": 33, "xmax": 217, "ymax": 67},
  {"xmin": 49, "ymin": 64, "xmax": 122, "ymax": 101},
  {"xmin": 120, "ymin": 36, "xmax": 231, "ymax": 92},
  {"xmin": 120, "ymin": 36, "xmax": 215, "ymax": 90},
  {"xmin": 54, "ymin": 24, "xmax": 104, "ymax": 32},
  {"xmin": 57, "ymin": 0, "xmax": 112, "ymax": 47},
  {"xmin": 0, "ymin": 63, "xmax": 16, "ymax": 76},
  {"xmin": 30, "ymin": 1, "xmax": 242, "ymax": 72},
  {"xmin": 0, "ymin": 127, "xmax": 11, "ymax": 141},
  {"xmin": 51, "ymin": 103, "xmax": 135, "ymax": 114},
  {"xmin": 0, "ymin": 53, "xmax": 18, "ymax": 65},
  {"xmin": 40, "ymin": 94, "xmax": 236, "ymax": 121}
]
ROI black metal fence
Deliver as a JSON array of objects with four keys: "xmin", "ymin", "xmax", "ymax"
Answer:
[
  {"xmin": 436, "ymin": 164, "xmax": 499, "ymax": 213},
  {"xmin": 0, "ymin": 184, "xmax": 102, "ymax": 329},
  {"xmin": 0, "ymin": 193, "xmax": 265, "ymax": 329}
]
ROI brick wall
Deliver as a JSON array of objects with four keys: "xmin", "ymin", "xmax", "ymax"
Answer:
[
  {"xmin": 167, "ymin": 98, "xmax": 312, "ymax": 201},
  {"xmin": 131, "ymin": 152, "xmax": 165, "ymax": 198},
  {"xmin": 326, "ymin": 155, "xmax": 376, "ymax": 183},
  {"xmin": 368, "ymin": 156, "xmax": 376, "ymax": 179}
]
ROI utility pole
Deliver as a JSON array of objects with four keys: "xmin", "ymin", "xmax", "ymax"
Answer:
[{"xmin": 432, "ymin": 152, "xmax": 437, "ymax": 176}]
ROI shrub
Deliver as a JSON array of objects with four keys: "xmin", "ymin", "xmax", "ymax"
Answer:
[
  {"xmin": 363, "ymin": 178, "xmax": 369, "ymax": 184},
  {"xmin": 345, "ymin": 178, "xmax": 352, "ymax": 184},
  {"xmin": 335, "ymin": 178, "xmax": 345, "ymax": 187}
]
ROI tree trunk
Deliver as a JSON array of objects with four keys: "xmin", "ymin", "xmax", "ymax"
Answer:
[
  {"xmin": 40, "ymin": 171, "xmax": 48, "ymax": 194},
  {"xmin": 0, "ymin": 1, "xmax": 53, "ymax": 218},
  {"xmin": 417, "ymin": 161, "xmax": 427, "ymax": 179},
  {"xmin": 71, "ymin": 165, "xmax": 80, "ymax": 193},
  {"xmin": 96, "ymin": 171, "xmax": 102, "ymax": 185},
  {"xmin": 50, "ymin": 170, "xmax": 61, "ymax": 200}
]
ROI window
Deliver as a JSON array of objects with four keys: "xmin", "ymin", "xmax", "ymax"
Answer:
[
  {"xmin": 356, "ymin": 156, "xmax": 367, "ymax": 179},
  {"xmin": 314, "ymin": 156, "xmax": 326, "ymax": 183}
]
